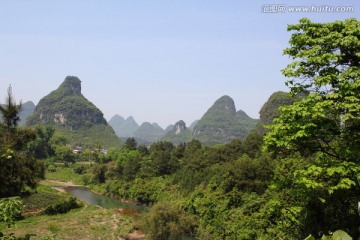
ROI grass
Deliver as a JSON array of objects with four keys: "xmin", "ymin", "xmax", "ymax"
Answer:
[
  {"xmin": 47, "ymin": 223, "xmax": 61, "ymax": 233},
  {"xmin": 22, "ymin": 185, "xmax": 68, "ymax": 215},
  {"xmin": 2, "ymin": 205, "xmax": 137, "ymax": 240},
  {"xmin": 45, "ymin": 166, "xmax": 85, "ymax": 185}
]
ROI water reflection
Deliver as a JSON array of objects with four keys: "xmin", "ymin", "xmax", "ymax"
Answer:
[{"xmin": 63, "ymin": 186, "xmax": 143, "ymax": 211}]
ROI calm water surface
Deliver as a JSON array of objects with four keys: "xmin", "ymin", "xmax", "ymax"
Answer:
[{"xmin": 63, "ymin": 186, "xmax": 143, "ymax": 211}]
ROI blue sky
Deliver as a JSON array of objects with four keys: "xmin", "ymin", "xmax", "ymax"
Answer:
[{"xmin": 0, "ymin": 0, "xmax": 358, "ymax": 128}]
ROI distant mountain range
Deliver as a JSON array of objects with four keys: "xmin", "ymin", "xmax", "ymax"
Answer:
[
  {"xmin": 109, "ymin": 95, "xmax": 259, "ymax": 145},
  {"xmin": 109, "ymin": 92, "xmax": 302, "ymax": 146},
  {"xmin": 5, "ymin": 75, "xmax": 298, "ymax": 148}
]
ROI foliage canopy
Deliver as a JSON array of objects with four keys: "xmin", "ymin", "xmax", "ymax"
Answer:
[{"xmin": 265, "ymin": 18, "xmax": 360, "ymax": 237}]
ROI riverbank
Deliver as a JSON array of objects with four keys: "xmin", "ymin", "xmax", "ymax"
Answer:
[
  {"xmin": 40, "ymin": 180, "xmax": 146, "ymax": 239},
  {"xmin": 42, "ymin": 180, "xmax": 82, "ymax": 193},
  {"xmin": 1, "ymin": 181, "xmax": 145, "ymax": 240},
  {"xmin": 3, "ymin": 204, "xmax": 142, "ymax": 240},
  {"xmin": 45, "ymin": 179, "xmax": 82, "ymax": 187}
]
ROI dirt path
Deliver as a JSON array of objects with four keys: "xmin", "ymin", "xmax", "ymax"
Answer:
[
  {"xmin": 42, "ymin": 180, "xmax": 84, "ymax": 193},
  {"xmin": 126, "ymin": 230, "xmax": 145, "ymax": 240},
  {"xmin": 44, "ymin": 179, "xmax": 82, "ymax": 186}
]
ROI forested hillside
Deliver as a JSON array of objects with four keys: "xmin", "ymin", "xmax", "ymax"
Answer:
[
  {"xmin": 110, "ymin": 96, "xmax": 258, "ymax": 146},
  {"xmin": 27, "ymin": 76, "xmax": 122, "ymax": 149},
  {"xmin": 193, "ymin": 95, "xmax": 258, "ymax": 145}
]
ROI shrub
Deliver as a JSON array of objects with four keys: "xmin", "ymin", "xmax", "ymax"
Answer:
[
  {"xmin": 47, "ymin": 165, "xmax": 56, "ymax": 172},
  {"xmin": 141, "ymin": 201, "xmax": 197, "ymax": 240},
  {"xmin": 0, "ymin": 197, "xmax": 22, "ymax": 227},
  {"xmin": 73, "ymin": 165, "xmax": 85, "ymax": 174},
  {"xmin": 44, "ymin": 197, "xmax": 81, "ymax": 215}
]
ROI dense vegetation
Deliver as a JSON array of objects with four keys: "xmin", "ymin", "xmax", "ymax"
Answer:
[
  {"xmin": 0, "ymin": 87, "xmax": 45, "ymax": 198},
  {"xmin": 1, "ymin": 18, "xmax": 359, "ymax": 240},
  {"xmin": 255, "ymin": 91, "xmax": 303, "ymax": 135},
  {"xmin": 49, "ymin": 124, "xmax": 122, "ymax": 149},
  {"xmin": 92, "ymin": 18, "xmax": 360, "ymax": 239}
]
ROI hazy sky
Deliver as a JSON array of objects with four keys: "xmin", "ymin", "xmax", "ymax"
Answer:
[{"xmin": 0, "ymin": 1, "xmax": 358, "ymax": 128}]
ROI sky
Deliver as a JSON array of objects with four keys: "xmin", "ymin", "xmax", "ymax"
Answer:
[{"xmin": 0, "ymin": 0, "xmax": 358, "ymax": 128}]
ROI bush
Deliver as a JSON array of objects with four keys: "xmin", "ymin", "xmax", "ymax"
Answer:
[
  {"xmin": 0, "ymin": 197, "xmax": 22, "ymax": 227},
  {"xmin": 73, "ymin": 165, "xmax": 85, "ymax": 174},
  {"xmin": 128, "ymin": 177, "xmax": 177, "ymax": 204},
  {"xmin": 142, "ymin": 201, "xmax": 197, "ymax": 240},
  {"xmin": 47, "ymin": 165, "xmax": 56, "ymax": 172},
  {"xmin": 44, "ymin": 197, "xmax": 81, "ymax": 215}
]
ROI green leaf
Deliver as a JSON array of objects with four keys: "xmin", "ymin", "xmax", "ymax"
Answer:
[
  {"xmin": 332, "ymin": 230, "xmax": 352, "ymax": 240},
  {"xmin": 304, "ymin": 234, "xmax": 316, "ymax": 240}
]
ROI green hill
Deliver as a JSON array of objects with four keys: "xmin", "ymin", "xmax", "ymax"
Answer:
[
  {"xmin": 235, "ymin": 110, "xmax": 258, "ymax": 134},
  {"xmin": 133, "ymin": 122, "xmax": 165, "ymax": 143},
  {"xmin": 189, "ymin": 120, "xmax": 199, "ymax": 130},
  {"xmin": 164, "ymin": 124, "xmax": 175, "ymax": 133},
  {"xmin": 255, "ymin": 91, "xmax": 302, "ymax": 135},
  {"xmin": 27, "ymin": 76, "xmax": 122, "ymax": 149},
  {"xmin": 193, "ymin": 95, "xmax": 258, "ymax": 145},
  {"xmin": 162, "ymin": 120, "xmax": 193, "ymax": 145}
]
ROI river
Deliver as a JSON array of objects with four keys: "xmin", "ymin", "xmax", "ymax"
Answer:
[
  {"xmin": 58, "ymin": 186, "xmax": 144, "ymax": 212},
  {"xmin": 55, "ymin": 185, "xmax": 195, "ymax": 240}
]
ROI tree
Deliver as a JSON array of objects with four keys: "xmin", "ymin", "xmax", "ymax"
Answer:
[
  {"xmin": 54, "ymin": 145, "xmax": 75, "ymax": 163},
  {"xmin": 0, "ymin": 197, "xmax": 22, "ymax": 228},
  {"xmin": 142, "ymin": 201, "xmax": 197, "ymax": 240},
  {"xmin": 264, "ymin": 18, "xmax": 360, "ymax": 237},
  {"xmin": 124, "ymin": 137, "xmax": 137, "ymax": 150},
  {"xmin": 116, "ymin": 149, "xmax": 142, "ymax": 181},
  {"xmin": 27, "ymin": 126, "xmax": 56, "ymax": 159},
  {"xmin": 0, "ymin": 127, "xmax": 45, "ymax": 197},
  {"xmin": 241, "ymin": 131, "xmax": 263, "ymax": 158},
  {"xmin": 0, "ymin": 87, "xmax": 45, "ymax": 197},
  {"xmin": 148, "ymin": 141, "xmax": 178, "ymax": 176},
  {"xmin": 91, "ymin": 164, "xmax": 107, "ymax": 184},
  {"xmin": 0, "ymin": 85, "xmax": 22, "ymax": 130},
  {"xmin": 49, "ymin": 132, "xmax": 68, "ymax": 147},
  {"xmin": 266, "ymin": 18, "xmax": 360, "ymax": 160},
  {"xmin": 256, "ymin": 91, "xmax": 302, "ymax": 135}
]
